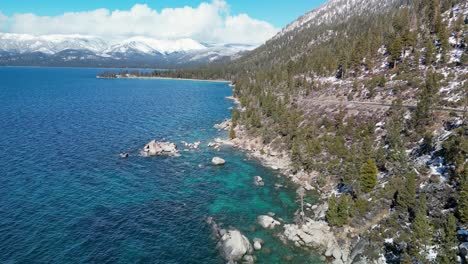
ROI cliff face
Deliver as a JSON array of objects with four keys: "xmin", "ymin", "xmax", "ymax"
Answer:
[{"xmin": 225, "ymin": 0, "xmax": 467, "ymax": 262}]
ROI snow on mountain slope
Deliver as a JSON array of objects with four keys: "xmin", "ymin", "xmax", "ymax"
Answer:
[
  {"xmin": 0, "ymin": 33, "xmax": 254, "ymax": 67},
  {"xmin": 0, "ymin": 33, "xmax": 208, "ymax": 55},
  {"xmin": 0, "ymin": 33, "xmax": 109, "ymax": 54},
  {"xmin": 276, "ymin": 0, "xmax": 402, "ymax": 38},
  {"xmin": 106, "ymin": 37, "xmax": 207, "ymax": 55}
]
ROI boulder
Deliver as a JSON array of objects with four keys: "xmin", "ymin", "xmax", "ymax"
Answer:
[
  {"xmin": 220, "ymin": 230, "xmax": 252, "ymax": 262},
  {"xmin": 257, "ymin": 215, "xmax": 281, "ymax": 229},
  {"xmin": 212, "ymin": 157, "xmax": 226, "ymax": 165},
  {"xmin": 243, "ymin": 255, "xmax": 254, "ymax": 264},
  {"xmin": 142, "ymin": 140, "xmax": 178, "ymax": 156},
  {"xmin": 254, "ymin": 176, "xmax": 265, "ymax": 186},
  {"xmin": 253, "ymin": 241, "xmax": 262, "ymax": 251}
]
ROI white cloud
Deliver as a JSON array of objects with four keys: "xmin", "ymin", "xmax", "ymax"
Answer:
[
  {"xmin": 0, "ymin": 12, "xmax": 7, "ymax": 30},
  {"xmin": 3, "ymin": 1, "xmax": 278, "ymax": 45}
]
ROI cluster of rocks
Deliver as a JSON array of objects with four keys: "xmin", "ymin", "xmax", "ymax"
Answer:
[
  {"xmin": 214, "ymin": 120, "xmax": 232, "ymax": 131},
  {"xmin": 282, "ymin": 218, "xmax": 351, "ymax": 264},
  {"xmin": 141, "ymin": 140, "xmax": 179, "ymax": 156},
  {"xmin": 208, "ymin": 141, "xmax": 222, "ymax": 151},
  {"xmin": 253, "ymin": 176, "xmax": 265, "ymax": 186},
  {"xmin": 181, "ymin": 141, "xmax": 201, "ymax": 150}
]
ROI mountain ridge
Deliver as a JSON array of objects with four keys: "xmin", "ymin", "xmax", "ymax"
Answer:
[{"xmin": 0, "ymin": 33, "xmax": 257, "ymax": 67}]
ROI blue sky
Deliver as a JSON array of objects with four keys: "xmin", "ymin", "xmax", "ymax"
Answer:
[{"xmin": 0, "ymin": 0, "xmax": 327, "ymax": 28}]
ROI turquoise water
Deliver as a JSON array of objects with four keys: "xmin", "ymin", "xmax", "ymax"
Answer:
[{"xmin": 0, "ymin": 67, "xmax": 322, "ymax": 263}]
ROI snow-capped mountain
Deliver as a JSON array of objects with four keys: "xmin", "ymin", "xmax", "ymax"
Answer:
[{"xmin": 0, "ymin": 33, "xmax": 255, "ymax": 67}]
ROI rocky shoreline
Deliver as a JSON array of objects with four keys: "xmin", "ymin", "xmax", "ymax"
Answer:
[{"xmin": 211, "ymin": 101, "xmax": 383, "ymax": 264}]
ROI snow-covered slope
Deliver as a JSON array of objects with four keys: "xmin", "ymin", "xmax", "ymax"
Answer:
[
  {"xmin": 276, "ymin": 0, "xmax": 402, "ymax": 38},
  {"xmin": 0, "ymin": 33, "xmax": 109, "ymax": 54},
  {"xmin": 0, "ymin": 33, "xmax": 208, "ymax": 55},
  {"xmin": 105, "ymin": 37, "xmax": 207, "ymax": 55}
]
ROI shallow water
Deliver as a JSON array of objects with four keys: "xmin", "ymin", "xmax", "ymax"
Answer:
[{"xmin": 0, "ymin": 67, "xmax": 323, "ymax": 263}]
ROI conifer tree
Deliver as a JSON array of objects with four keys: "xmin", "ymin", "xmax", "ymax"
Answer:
[
  {"xmin": 337, "ymin": 195, "xmax": 350, "ymax": 226},
  {"xmin": 437, "ymin": 213, "xmax": 458, "ymax": 263},
  {"xmin": 229, "ymin": 126, "xmax": 236, "ymax": 139},
  {"xmin": 414, "ymin": 71, "xmax": 440, "ymax": 130},
  {"xmin": 397, "ymin": 171, "xmax": 416, "ymax": 212},
  {"xmin": 411, "ymin": 194, "xmax": 432, "ymax": 256},
  {"xmin": 291, "ymin": 137, "xmax": 302, "ymax": 172},
  {"xmin": 360, "ymin": 159, "xmax": 378, "ymax": 193},
  {"xmin": 460, "ymin": 177, "xmax": 468, "ymax": 224},
  {"xmin": 424, "ymin": 38, "xmax": 436, "ymax": 66},
  {"xmin": 326, "ymin": 194, "xmax": 339, "ymax": 226},
  {"xmin": 388, "ymin": 36, "xmax": 403, "ymax": 68}
]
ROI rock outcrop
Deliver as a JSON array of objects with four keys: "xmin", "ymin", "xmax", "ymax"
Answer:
[
  {"xmin": 142, "ymin": 140, "xmax": 178, "ymax": 156},
  {"xmin": 212, "ymin": 157, "xmax": 226, "ymax": 165},
  {"xmin": 257, "ymin": 215, "xmax": 281, "ymax": 229},
  {"xmin": 214, "ymin": 119, "xmax": 232, "ymax": 131}
]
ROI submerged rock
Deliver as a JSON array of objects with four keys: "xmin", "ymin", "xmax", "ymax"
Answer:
[
  {"xmin": 257, "ymin": 215, "xmax": 281, "ymax": 229},
  {"xmin": 242, "ymin": 255, "xmax": 255, "ymax": 264},
  {"xmin": 254, "ymin": 176, "xmax": 265, "ymax": 186},
  {"xmin": 220, "ymin": 230, "xmax": 253, "ymax": 262},
  {"xmin": 212, "ymin": 157, "xmax": 226, "ymax": 165},
  {"xmin": 119, "ymin": 153, "xmax": 129, "ymax": 158},
  {"xmin": 142, "ymin": 140, "xmax": 178, "ymax": 156},
  {"xmin": 253, "ymin": 238, "xmax": 263, "ymax": 251},
  {"xmin": 181, "ymin": 141, "xmax": 201, "ymax": 149}
]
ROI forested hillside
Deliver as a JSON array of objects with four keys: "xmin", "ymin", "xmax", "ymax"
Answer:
[{"xmin": 148, "ymin": 0, "xmax": 468, "ymax": 262}]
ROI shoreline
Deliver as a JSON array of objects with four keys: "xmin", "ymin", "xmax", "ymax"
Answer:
[
  {"xmin": 97, "ymin": 75, "xmax": 231, "ymax": 83},
  {"xmin": 213, "ymin": 97, "xmax": 361, "ymax": 264}
]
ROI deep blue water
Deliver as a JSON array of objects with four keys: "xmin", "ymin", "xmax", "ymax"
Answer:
[{"xmin": 0, "ymin": 67, "xmax": 322, "ymax": 263}]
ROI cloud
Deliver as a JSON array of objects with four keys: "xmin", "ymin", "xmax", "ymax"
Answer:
[
  {"xmin": 4, "ymin": 1, "xmax": 278, "ymax": 45},
  {"xmin": 0, "ymin": 12, "xmax": 7, "ymax": 30}
]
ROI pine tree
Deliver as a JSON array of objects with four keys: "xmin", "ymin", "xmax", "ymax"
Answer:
[
  {"xmin": 229, "ymin": 126, "xmax": 236, "ymax": 139},
  {"xmin": 360, "ymin": 159, "xmax": 378, "ymax": 193},
  {"xmin": 414, "ymin": 71, "xmax": 440, "ymax": 130},
  {"xmin": 337, "ymin": 195, "xmax": 350, "ymax": 226},
  {"xmin": 291, "ymin": 137, "xmax": 302, "ymax": 172},
  {"xmin": 424, "ymin": 38, "xmax": 436, "ymax": 66},
  {"xmin": 439, "ymin": 20, "xmax": 451, "ymax": 64},
  {"xmin": 397, "ymin": 171, "xmax": 417, "ymax": 213},
  {"xmin": 411, "ymin": 194, "xmax": 432, "ymax": 256},
  {"xmin": 326, "ymin": 194, "xmax": 339, "ymax": 226},
  {"xmin": 388, "ymin": 36, "xmax": 403, "ymax": 68},
  {"xmin": 437, "ymin": 213, "xmax": 458, "ymax": 263},
  {"xmin": 460, "ymin": 177, "xmax": 468, "ymax": 224}
]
